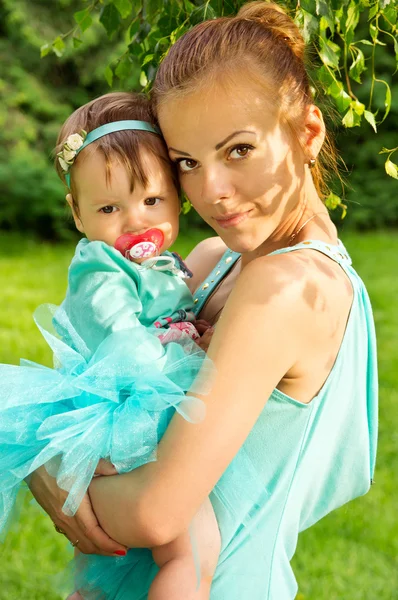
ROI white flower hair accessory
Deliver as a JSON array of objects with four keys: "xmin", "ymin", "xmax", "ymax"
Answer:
[
  {"xmin": 57, "ymin": 130, "xmax": 87, "ymax": 178},
  {"xmin": 57, "ymin": 120, "xmax": 161, "ymax": 188}
]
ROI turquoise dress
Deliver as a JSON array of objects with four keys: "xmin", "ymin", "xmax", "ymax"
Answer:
[
  {"xmin": 73, "ymin": 239, "xmax": 378, "ymax": 599},
  {"xmin": 0, "ymin": 239, "xmax": 208, "ymax": 529}
]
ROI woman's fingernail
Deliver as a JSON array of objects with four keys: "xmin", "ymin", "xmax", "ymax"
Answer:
[{"xmin": 114, "ymin": 550, "xmax": 127, "ymax": 556}]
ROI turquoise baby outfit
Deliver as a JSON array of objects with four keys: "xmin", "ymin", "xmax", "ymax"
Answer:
[
  {"xmin": 0, "ymin": 239, "xmax": 207, "ymax": 528},
  {"xmin": 73, "ymin": 238, "xmax": 378, "ymax": 600},
  {"xmin": 61, "ymin": 239, "xmax": 197, "ymax": 352}
]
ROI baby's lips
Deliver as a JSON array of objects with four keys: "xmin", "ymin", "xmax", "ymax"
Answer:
[{"xmin": 114, "ymin": 229, "xmax": 165, "ymax": 260}]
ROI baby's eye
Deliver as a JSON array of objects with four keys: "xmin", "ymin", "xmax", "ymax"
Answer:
[
  {"xmin": 100, "ymin": 205, "xmax": 117, "ymax": 214},
  {"xmin": 144, "ymin": 197, "xmax": 162, "ymax": 206},
  {"xmin": 229, "ymin": 145, "xmax": 254, "ymax": 159},
  {"xmin": 176, "ymin": 158, "xmax": 198, "ymax": 173}
]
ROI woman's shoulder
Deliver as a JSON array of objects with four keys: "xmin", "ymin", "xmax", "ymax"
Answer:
[{"xmin": 184, "ymin": 236, "xmax": 229, "ymax": 292}]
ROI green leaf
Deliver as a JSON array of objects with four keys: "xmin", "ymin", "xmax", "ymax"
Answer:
[
  {"xmin": 40, "ymin": 43, "xmax": 51, "ymax": 58},
  {"xmin": 139, "ymin": 71, "xmax": 148, "ymax": 87},
  {"xmin": 142, "ymin": 53, "xmax": 154, "ymax": 67},
  {"xmin": 357, "ymin": 38, "xmax": 373, "ymax": 46},
  {"xmin": 364, "ymin": 110, "xmax": 377, "ymax": 132},
  {"xmin": 319, "ymin": 37, "xmax": 340, "ymax": 68},
  {"xmin": 325, "ymin": 193, "xmax": 347, "ymax": 218},
  {"xmin": 190, "ymin": 4, "xmax": 217, "ymax": 26},
  {"xmin": 104, "ymin": 65, "xmax": 113, "ymax": 87},
  {"xmin": 100, "ymin": 3, "xmax": 121, "ymax": 39},
  {"xmin": 300, "ymin": 0, "xmax": 316, "ymax": 14},
  {"xmin": 382, "ymin": 4, "xmax": 397, "ymax": 24},
  {"xmin": 385, "ymin": 160, "xmax": 398, "ymax": 179},
  {"xmin": 352, "ymin": 100, "xmax": 365, "ymax": 115},
  {"xmin": 302, "ymin": 9, "xmax": 319, "ymax": 42},
  {"xmin": 368, "ymin": 3, "xmax": 379, "ymax": 20},
  {"xmin": 146, "ymin": 0, "xmax": 164, "ymax": 19},
  {"xmin": 113, "ymin": 0, "xmax": 133, "ymax": 19},
  {"xmin": 72, "ymin": 37, "xmax": 83, "ymax": 49},
  {"xmin": 328, "ymin": 81, "xmax": 352, "ymax": 112},
  {"xmin": 342, "ymin": 107, "xmax": 354, "ymax": 127},
  {"xmin": 349, "ymin": 47, "xmax": 366, "ymax": 83},
  {"xmin": 74, "ymin": 8, "xmax": 93, "ymax": 32},
  {"xmin": 52, "ymin": 36, "xmax": 66, "ymax": 58},
  {"xmin": 342, "ymin": 106, "xmax": 362, "ymax": 127},
  {"xmin": 383, "ymin": 81, "xmax": 392, "ymax": 119},
  {"xmin": 129, "ymin": 18, "xmax": 140, "ymax": 40},
  {"xmin": 369, "ymin": 21, "xmax": 378, "ymax": 40},
  {"xmin": 115, "ymin": 56, "xmax": 132, "ymax": 79},
  {"xmin": 346, "ymin": 1, "xmax": 360, "ymax": 32},
  {"xmin": 379, "ymin": 147, "xmax": 395, "ymax": 154},
  {"xmin": 181, "ymin": 196, "xmax": 192, "ymax": 215}
]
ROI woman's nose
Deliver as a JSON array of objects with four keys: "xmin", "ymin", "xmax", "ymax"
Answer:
[{"xmin": 201, "ymin": 165, "xmax": 235, "ymax": 205}]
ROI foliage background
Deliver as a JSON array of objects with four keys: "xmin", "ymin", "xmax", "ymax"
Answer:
[{"xmin": 0, "ymin": 0, "xmax": 397, "ymax": 240}]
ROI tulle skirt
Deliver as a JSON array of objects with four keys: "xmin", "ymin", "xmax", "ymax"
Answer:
[{"xmin": 0, "ymin": 304, "xmax": 210, "ymax": 595}]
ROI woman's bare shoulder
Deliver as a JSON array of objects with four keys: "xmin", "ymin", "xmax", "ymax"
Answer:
[{"xmin": 185, "ymin": 236, "xmax": 228, "ymax": 292}]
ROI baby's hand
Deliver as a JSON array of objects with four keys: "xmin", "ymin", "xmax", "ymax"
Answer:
[
  {"xmin": 94, "ymin": 459, "xmax": 118, "ymax": 477},
  {"xmin": 194, "ymin": 319, "xmax": 213, "ymax": 336},
  {"xmin": 197, "ymin": 327, "xmax": 214, "ymax": 353}
]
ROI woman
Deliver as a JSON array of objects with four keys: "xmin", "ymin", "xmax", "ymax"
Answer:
[{"xmin": 29, "ymin": 3, "xmax": 378, "ymax": 598}]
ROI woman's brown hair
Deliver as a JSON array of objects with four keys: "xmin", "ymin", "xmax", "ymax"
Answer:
[
  {"xmin": 152, "ymin": 1, "xmax": 339, "ymax": 199},
  {"xmin": 55, "ymin": 92, "xmax": 179, "ymax": 212}
]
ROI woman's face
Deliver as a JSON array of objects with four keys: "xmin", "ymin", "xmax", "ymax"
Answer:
[{"xmin": 158, "ymin": 75, "xmax": 308, "ymax": 253}]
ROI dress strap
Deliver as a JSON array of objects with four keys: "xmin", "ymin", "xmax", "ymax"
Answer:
[
  {"xmin": 268, "ymin": 239, "xmax": 352, "ymax": 268},
  {"xmin": 192, "ymin": 248, "xmax": 241, "ymax": 317}
]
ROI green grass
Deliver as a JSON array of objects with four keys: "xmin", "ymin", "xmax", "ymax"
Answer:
[{"xmin": 0, "ymin": 230, "xmax": 396, "ymax": 599}]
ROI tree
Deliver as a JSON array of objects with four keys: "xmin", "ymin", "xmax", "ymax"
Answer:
[{"xmin": 42, "ymin": 0, "xmax": 398, "ymax": 195}]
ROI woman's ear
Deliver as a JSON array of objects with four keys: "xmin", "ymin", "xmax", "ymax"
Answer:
[
  {"xmin": 303, "ymin": 105, "xmax": 325, "ymax": 161},
  {"xmin": 66, "ymin": 193, "xmax": 84, "ymax": 234}
]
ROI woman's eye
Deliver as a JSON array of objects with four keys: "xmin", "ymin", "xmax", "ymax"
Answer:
[
  {"xmin": 176, "ymin": 159, "xmax": 198, "ymax": 173},
  {"xmin": 144, "ymin": 197, "xmax": 162, "ymax": 206},
  {"xmin": 100, "ymin": 205, "xmax": 117, "ymax": 214},
  {"xmin": 229, "ymin": 145, "xmax": 253, "ymax": 159}
]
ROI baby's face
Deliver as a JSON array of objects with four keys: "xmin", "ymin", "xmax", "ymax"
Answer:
[{"xmin": 68, "ymin": 149, "xmax": 180, "ymax": 253}]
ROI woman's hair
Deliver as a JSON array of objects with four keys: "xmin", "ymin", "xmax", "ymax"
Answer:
[
  {"xmin": 55, "ymin": 92, "xmax": 179, "ymax": 212},
  {"xmin": 152, "ymin": 1, "xmax": 339, "ymax": 199}
]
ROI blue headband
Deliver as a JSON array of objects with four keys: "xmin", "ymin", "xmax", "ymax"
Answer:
[{"xmin": 58, "ymin": 120, "xmax": 161, "ymax": 188}]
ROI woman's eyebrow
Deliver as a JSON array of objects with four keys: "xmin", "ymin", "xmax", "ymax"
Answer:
[
  {"xmin": 215, "ymin": 130, "xmax": 256, "ymax": 150},
  {"xmin": 168, "ymin": 130, "xmax": 256, "ymax": 156},
  {"xmin": 168, "ymin": 147, "xmax": 192, "ymax": 156}
]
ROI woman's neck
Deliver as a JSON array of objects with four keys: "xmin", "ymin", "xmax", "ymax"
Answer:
[{"xmin": 240, "ymin": 181, "xmax": 338, "ymax": 268}]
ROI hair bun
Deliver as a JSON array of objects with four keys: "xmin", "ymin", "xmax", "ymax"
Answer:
[{"xmin": 237, "ymin": 1, "xmax": 305, "ymax": 61}]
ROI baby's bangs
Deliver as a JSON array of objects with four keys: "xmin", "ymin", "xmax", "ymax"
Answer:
[{"xmin": 95, "ymin": 130, "xmax": 175, "ymax": 192}]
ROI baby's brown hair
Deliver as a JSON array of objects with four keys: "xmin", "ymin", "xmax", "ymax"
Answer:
[{"xmin": 55, "ymin": 92, "xmax": 179, "ymax": 213}]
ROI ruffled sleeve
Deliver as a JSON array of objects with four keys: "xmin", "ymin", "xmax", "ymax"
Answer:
[{"xmin": 59, "ymin": 239, "xmax": 144, "ymax": 354}]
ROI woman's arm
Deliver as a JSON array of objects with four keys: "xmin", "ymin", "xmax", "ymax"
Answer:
[{"xmin": 88, "ymin": 254, "xmax": 309, "ymax": 548}]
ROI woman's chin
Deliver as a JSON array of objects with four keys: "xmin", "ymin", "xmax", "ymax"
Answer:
[{"xmin": 216, "ymin": 229, "xmax": 261, "ymax": 255}]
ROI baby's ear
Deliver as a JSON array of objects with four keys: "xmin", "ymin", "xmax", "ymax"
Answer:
[{"xmin": 66, "ymin": 193, "xmax": 84, "ymax": 234}]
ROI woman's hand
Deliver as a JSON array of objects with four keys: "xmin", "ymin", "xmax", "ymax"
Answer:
[{"xmin": 27, "ymin": 465, "xmax": 127, "ymax": 556}]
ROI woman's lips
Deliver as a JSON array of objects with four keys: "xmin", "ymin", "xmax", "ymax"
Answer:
[{"xmin": 214, "ymin": 210, "xmax": 252, "ymax": 229}]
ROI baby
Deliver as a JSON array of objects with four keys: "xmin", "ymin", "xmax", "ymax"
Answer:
[{"xmin": 0, "ymin": 92, "xmax": 220, "ymax": 599}]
